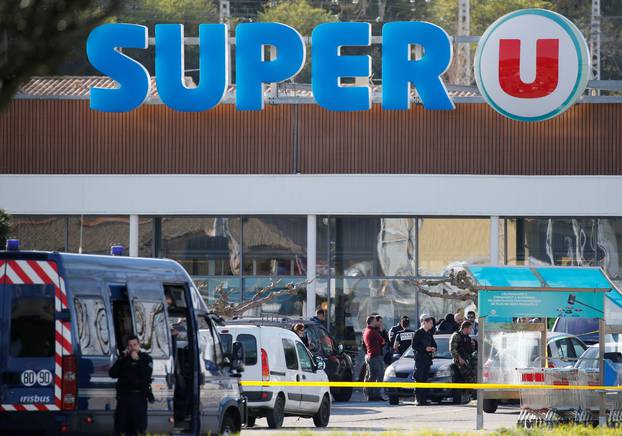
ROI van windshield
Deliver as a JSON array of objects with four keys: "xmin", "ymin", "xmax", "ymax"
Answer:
[{"xmin": 9, "ymin": 285, "xmax": 55, "ymax": 357}]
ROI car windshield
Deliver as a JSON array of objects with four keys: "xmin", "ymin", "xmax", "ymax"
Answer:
[{"xmin": 401, "ymin": 337, "xmax": 451, "ymax": 359}]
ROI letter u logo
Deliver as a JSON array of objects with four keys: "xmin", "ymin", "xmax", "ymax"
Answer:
[{"xmin": 498, "ymin": 39, "xmax": 559, "ymax": 98}]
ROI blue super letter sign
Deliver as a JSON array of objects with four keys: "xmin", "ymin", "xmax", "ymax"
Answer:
[
  {"xmin": 236, "ymin": 23, "xmax": 305, "ymax": 110},
  {"xmin": 312, "ymin": 23, "xmax": 371, "ymax": 111},
  {"xmin": 86, "ymin": 23, "xmax": 151, "ymax": 112},
  {"xmin": 155, "ymin": 24, "xmax": 229, "ymax": 112},
  {"xmin": 382, "ymin": 22, "xmax": 454, "ymax": 110}
]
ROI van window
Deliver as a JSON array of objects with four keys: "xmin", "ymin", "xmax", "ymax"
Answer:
[
  {"xmin": 220, "ymin": 333, "xmax": 232, "ymax": 355},
  {"xmin": 237, "ymin": 334, "xmax": 257, "ymax": 366},
  {"xmin": 132, "ymin": 300, "xmax": 169, "ymax": 358},
  {"xmin": 198, "ymin": 315, "xmax": 224, "ymax": 368},
  {"xmin": 10, "ymin": 285, "xmax": 54, "ymax": 357},
  {"xmin": 75, "ymin": 297, "xmax": 111, "ymax": 356},
  {"xmin": 112, "ymin": 300, "xmax": 134, "ymax": 352},
  {"xmin": 282, "ymin": 339, "xmax": 298, "ymax": 370},
  {"xmin": 296, "ymin": 342, "xmax": 314, "ymax": 372}
]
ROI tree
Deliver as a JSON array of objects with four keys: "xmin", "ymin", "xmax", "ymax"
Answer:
[
  {"xmin": 428, "ymin": 0, "xmax": 554, "ymax": 36},
  {"xmin": 0, "ymin": 0, "xmax": 120, "ymax": 110},
  {"xmin": 258, "ymin": 0, "xmax": 337, "ymax": 82},
  {"xmin": 0, "ymin": 209, "xmax": 11, "ymax": 248}
]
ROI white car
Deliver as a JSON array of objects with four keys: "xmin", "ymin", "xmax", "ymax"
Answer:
[{"xmin": 217, "ymin": 325, "xmax": 331, "ymax": 429}]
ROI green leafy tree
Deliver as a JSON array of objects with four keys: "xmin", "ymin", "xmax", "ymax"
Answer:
[
  {"xmin": 428, "ymin": 0, "xmax": 554, "ymax": 36},
  {"xmin": 0, "ymin": 209, "xmax": 11, "ymax": 248},
  {"xmin": 118, "ymin": 0, "xmax": 219, "ymax": 35},
  {"xmin": 0, "ymin": 0, "xmax": 120, "ymax": 110},
  {"xmin": 258, "ymin": 0, "xmax": 337, "ymax": 82}
]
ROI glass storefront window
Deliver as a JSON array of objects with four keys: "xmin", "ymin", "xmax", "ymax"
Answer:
[
  {"xmin": 160, "ymin": 217, "xmax": 241, "ymax": 276},
  {"xmin": 194, "ymin": 276, "xmax": 242, "ymax": 308},
  {"xmin": 242, "ymin": 217, "xmax": 306, "ymax": 276},
  {"xmin": 9, "ymin": 216, "xmax": 67, "ymax": 251},
  {"xmin": 330, "ymin": 217, "xmax": 417, "ymax": 277},
  {"xmin": 418, "ymin": 218, "xmax": 490, "ymax": 276},
  {"xmin": 242, "ymin": 277, "xmax": 306, "ymax": 317},
  {"xmin": 67, "ymin": 216, "xmax": 130, "ymax": 255}
]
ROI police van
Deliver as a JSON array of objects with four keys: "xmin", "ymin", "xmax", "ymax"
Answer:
[{"xmin": 0, "ymin": 241, "xmax": 246, "ymax": 435}]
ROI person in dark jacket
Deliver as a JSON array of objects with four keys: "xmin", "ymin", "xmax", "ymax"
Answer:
[
  {"xmin": 393, "ymin": 317, "xmax": 415, "ymax": 355},
  {"xmin": 388, "ymin": 316, "xmax": 409, "ymax": 348},
  {"xmin": 310, "ymin": 308, "xmax": 326, "ymax": 325},
  {"xmin": 109, "ymin": 335, "xmax": 153, "ymax": 435},
  {"xmin": 436, "ymin": 313, "xmax": 458, "ymax": 334},
  {"xmin": 362, "ymin": 315, "xmax": 386, "ymax": 401},
  {"xmin": 450, "ymin": 321, "xmax": 477, "ymax": 382},
  {"xmin": 412, "ymin": 314, "xmax": 437, "ymax": 405}
]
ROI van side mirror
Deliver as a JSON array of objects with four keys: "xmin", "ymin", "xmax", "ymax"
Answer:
[
  {"xmin": 314, "ymin": 356, "xmax": 326, "ymax": 372},
  {"xmin": 230, "ymin": 341, "xmax": 245, "ymax": 374}
]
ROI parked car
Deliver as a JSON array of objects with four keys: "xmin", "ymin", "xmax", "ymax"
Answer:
[
  {"xmin": 383, "ymin": 334, "xmax": 474, "ymax": 405},
  {"xmin": 0, "ymin": 247, "xmax": 246, "ymax": 435},
  {"xmin": 552, "ymin": 317, "xmax": 600, "ymax": 345},
  {"xmin": 226, "ymin": 317, "xmax": 355, "ymax": 402},
  {"xmin": 575, "ymin": 343, "xmax": 622, "ymax": 381},
  {"xmin": 482, "ymin": 331, "xmax": 587, "ymax": 414},
  {"xmin": 217, "ymin": 325, "xmax": 331, "ymax": 429}
]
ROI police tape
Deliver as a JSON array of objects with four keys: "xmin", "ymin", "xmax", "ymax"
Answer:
[{"xmin": 240, "ymin": 381, "xmax": 622, "ymax": 391}]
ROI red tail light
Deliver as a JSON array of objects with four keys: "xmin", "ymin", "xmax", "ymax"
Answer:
[
  {"xmin": 61, "ymin": 355, "xmax": 77, "ymax": 411},
  {"xmin": 261, "ymin": 348, "xmax": 270, "ymax": 382}
]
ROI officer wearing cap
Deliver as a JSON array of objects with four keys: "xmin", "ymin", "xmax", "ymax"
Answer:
[
  {"xmin": 109, "ymin": 335, "xmax": 153, "ymax": 435},
  {"xmin": 392, "ymin": 316, "xmax": 415, "ymax": 355},
  {"xmin": 412, "ymin": 314, "xmax": 437, "ymax": 406}
]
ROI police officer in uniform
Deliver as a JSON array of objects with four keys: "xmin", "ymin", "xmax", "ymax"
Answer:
[
  {"xmin": 109, "ymin": 335, "xmax": 153, "ymax": 435},
  {"xmin": 412, "ymin": 314, "xmax": 437, "ymax": 406},
  {"xmin": 450, "ymin": 321, "xmax": 477, "ymax": 382},
  {"xmin": 392, "ymin": 317, "xmax": 415, "ymax": 356}
]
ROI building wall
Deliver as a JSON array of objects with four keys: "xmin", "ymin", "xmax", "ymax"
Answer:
[{"xmin": 2, "ymin": 100, "xmax": 621, "ymax": 175}]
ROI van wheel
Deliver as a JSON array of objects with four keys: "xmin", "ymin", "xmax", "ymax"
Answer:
[
  {"xmin": 267, "ymin": 394, "xmax": 285, "ymax": 429},
  {"xmin": 483, "ymin": 399, "xmax": 498, "ymax": 413},
  {"xmin": 220, "ymin": 413, "xmax": 236, "ymax": 435},
  {"xmin": 313, "ymin": 395, "xmax": 330, "ymax": 427},
  {"xmin": 246, "ymin": 416, "xmax": 256, "ymax": 428}
]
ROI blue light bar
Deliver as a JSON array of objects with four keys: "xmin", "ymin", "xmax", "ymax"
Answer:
[
  {"xmin": 110, "ymin": 245, "xmax": 124, "ymax": 256},
  {"xmin": 5, "ymin": 239, "xmax": 19, "ymax": 251}
]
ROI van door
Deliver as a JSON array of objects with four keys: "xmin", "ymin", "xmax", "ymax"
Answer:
[
  {"xmin": 280, "ymin": 338, "xmax": 302, "ymax": 412},
  {"xmin": 295, "ymin": 341, "xmax": 322, "ymax": 413},
  {"xmin": 0, "ymin": 259, "xmax": 61, "ymax": 411}
]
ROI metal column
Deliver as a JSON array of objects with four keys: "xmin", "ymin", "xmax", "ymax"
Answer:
[
  {"xmin": 306, "ymin": 214, "xmax": 317, "ymax": 318},
  {"xmin": 490, "ymin": 216, "xmax": 500, "ymax": 265},
  {"xmin": 457, "ymin": 0, "xmax": 471, "ymax": 85},
  {"xmin": 129, "ymin": 214, "xmax": 139, "ymax": 257},
  {"xmin": 590, "ymin": 0, "xmax": 601, "ymax": 83}
]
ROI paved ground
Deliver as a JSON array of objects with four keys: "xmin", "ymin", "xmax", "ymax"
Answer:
[{"xmin": 242, "ymin": 391, "xmax": 520, "ymax": 434}]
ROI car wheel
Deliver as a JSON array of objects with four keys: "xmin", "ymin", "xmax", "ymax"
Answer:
[
  {"xmin": 220, "ymin": 413, "xmax": 236, "ymax": 435},
  {"xmin": 267, "ymin": 394, "xmax": 285, "ymax": 429},
  {"xmin": 313, "ymin": 395, "xmax": 331, "ymax": 427},
  {"xmin": 246, "ymin": 416, "xmax": 256, "ymax": 428},
  {"xmin": 453, "ymin": 390, "xmax": 471, "ymax": 405},
  {"xmin": 483, "ymin": 399, "xmax": 498, "ymax": 413},
  {"xmin": 388, "ymin": 395, "xmax": 399, "ymax": 405}
]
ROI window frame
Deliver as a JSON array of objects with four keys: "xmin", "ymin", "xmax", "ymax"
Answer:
[
  {"xmin": 296, "ymin": 341, "xmax": 314, "ymax": 373},
  {"xmin": 74, "ymin": 295, "xmax": 112, "ymax": 357},
  {"xmin": 282, "ymin": 338, "xmax": 299, "ymax": 370}
]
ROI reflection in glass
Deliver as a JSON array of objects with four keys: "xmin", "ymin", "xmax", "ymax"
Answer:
[
  {"xmin": 10, "ymin": 216, "xmax": 67, "ymax": 251},
  {"xmin": 194, "ymin": 277, "xmax": 242, "ymax": 308},
  {"xmin": 243, "ymin": 277, "xmax": 306, "ymax": 317},
  {"xmin": 243, "ymin": 217, "xmax": 306, "ymax": 276},
  {"xmin": 418, "ymin": 218, "xmax": 490, "ymax": 276},
  {"xmin": 68, "ymin": 216, "xmax": 130, "ymax": 255},
  {"xmin": 161, "ymin": 217, "xmax": 241, "ymax": 276},
  {"xmin": 133, "ymin": 301, "xmax": 169, "ymax": 358},
  {"xmin": 75, "ymin": 297, "xmax": 110, "ymax": 356}
]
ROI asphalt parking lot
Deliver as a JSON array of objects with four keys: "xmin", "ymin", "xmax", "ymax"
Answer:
[{"xmin": 242, "ymin": 391, "xmax": 520, "ymax": 433}]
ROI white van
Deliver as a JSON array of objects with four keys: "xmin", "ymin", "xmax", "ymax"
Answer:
[{"xmin": 217, "ymin": 325, "xmax": 331, "ymax": 429}]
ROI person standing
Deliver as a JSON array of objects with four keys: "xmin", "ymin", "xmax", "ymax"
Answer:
[
  {"xmin": 412, "ymin": 314, "xmax": 437, "ymax": 406},
  {"xmin": 467, "ymin": 311, "xmax": 479, "ymax": 335},
  {"xmin": 388, "ymin": 315, "xmax": 410, "ymax": 348},
  {"xmin": 362, "ymin": 315, "xmax": 386, "ymax": 401},
  {"xmin": 310, "ymin": 308, "xmax": 326, "ymax": 325},
  {"xmin": 393, "ymin": 317, "xmax": 415, "ymax": 356},
  {"xmin": 109, "ymin": 335, "xmax": 153, "ymax": 436},
  {"xmin": 450, "ymin": 321, "xmax": 477, "ymax": 382},
  {"xmin": 292, "ymin": 323, "xmax": 309, "ymax": 347}
]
